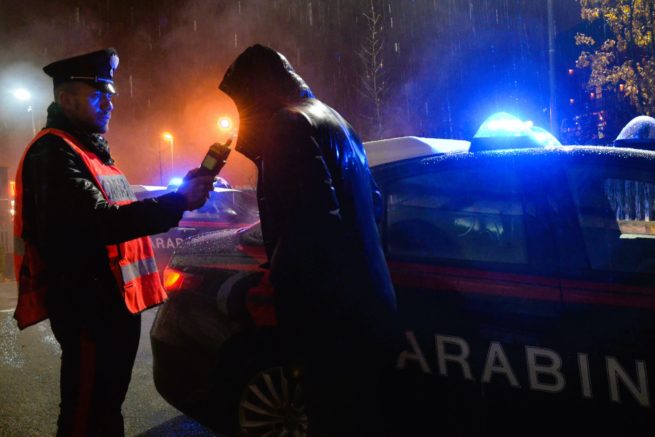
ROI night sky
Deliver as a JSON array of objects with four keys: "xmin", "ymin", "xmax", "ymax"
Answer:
[{"xmin": 0, "ymin": 0, "xmax": 583, "ymax": 187}]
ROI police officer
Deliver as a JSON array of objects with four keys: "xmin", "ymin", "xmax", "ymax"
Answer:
[{"xmin": 13, "ymin": 48, "xmax": 214, "ymax": 436}]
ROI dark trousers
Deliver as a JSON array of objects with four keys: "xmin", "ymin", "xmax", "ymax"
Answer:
[
  {"xmin": 48, "ymin": 304, "xmax": 141, "ymax": 437},
  {"xmin": 303, "ymin": 350, "xmax": 388, "ymax": 437},
  {"xmin": 283, "ymin": 323, "xmax": 394, "ymax": 437}
]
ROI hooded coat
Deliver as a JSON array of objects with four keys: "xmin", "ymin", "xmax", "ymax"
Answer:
[{"xmin": 219, "ymin": 45, "xmax": 397, "ymax": 349}]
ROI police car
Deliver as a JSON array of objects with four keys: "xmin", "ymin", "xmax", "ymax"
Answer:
[
  {"xmin": 150, "ymin": 113, "xmax": 655, "ymax": 436},
  {"xmin": 133, "ymin": 182, "xmax": 259, "ymax": 272}
]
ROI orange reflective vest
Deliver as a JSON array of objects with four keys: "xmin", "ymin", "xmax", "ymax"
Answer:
[{"xmin": 13, "ymin": 128, "xmax": 167, "ymax": 329}]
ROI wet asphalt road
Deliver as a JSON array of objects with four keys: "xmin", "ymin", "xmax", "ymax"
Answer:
[{"xmin": 0, "ymin": 280, "xmax": 219, "ymax": 437}]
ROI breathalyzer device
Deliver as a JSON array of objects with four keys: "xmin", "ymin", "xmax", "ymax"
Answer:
[{"xmin": 200, "ymin": 139, "xmax": 232, "ymax": 176}]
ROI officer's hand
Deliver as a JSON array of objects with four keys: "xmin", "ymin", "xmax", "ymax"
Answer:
[{"xmin": 177, "ymin": 169, "xmax": 214, "ymax": 211}]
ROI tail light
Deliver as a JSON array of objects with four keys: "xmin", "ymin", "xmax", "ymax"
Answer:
[{"xmin": 163, "ymin": 267, "xmax": 202, "ymax": 293}]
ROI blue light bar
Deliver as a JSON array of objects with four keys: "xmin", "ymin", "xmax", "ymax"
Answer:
[
  {"xmin": 470, "ymin": 112, "xmax": 558, "ymax": 152},
  {"xmin": 473, "ymin": 112, "xmax": 533, "ymax": 139},
  {"xmin": 530, "ymin": 126, "xmax": 562, "ymax": 147},
  {"xmin": 614, "ymin": 116, "xmax": 655, "ymax": 150},
  {"xmin": 168, "ymin": 177, "xmax": 183, "ymax": 187}
]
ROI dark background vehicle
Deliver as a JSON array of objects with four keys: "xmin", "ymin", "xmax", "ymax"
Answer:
[
  {"xmin": 133, "ymin": 185, "xmax": 259, "ymax": 273},
  {"xmin": 150, "ymin": 136, "xmax": 655, "ymax": 436}
]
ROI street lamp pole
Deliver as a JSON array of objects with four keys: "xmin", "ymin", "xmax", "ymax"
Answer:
[
  {"xmin": 158, "ymin": 143, "xmax": 163, "ymax": 185},
  {"xmin": 169, "ymin": 136, "xmax": 174, "ymax": 179},
  {"xmin": 27, "ymin": 105, "xmax": 36, "ymax": 136},
  {"xmin": 162, "ymin": 132, "xmax": 174, "ymax": 180}
]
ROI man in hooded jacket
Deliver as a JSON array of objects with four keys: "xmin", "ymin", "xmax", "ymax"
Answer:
[{"xmin": 219, "ymin": 44, "xmax": 398, "ymax": 436}]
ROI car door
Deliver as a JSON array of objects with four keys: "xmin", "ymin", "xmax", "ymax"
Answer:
[
  {"xmin": 552, "ymin": 156, "xmax": 655, "ymax": 435},
  {"xmin": 377, "ymin": 153, "xmax": 562, "ymax": 434}
]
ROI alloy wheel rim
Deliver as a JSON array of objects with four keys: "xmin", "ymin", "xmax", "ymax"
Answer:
[{"xmin": 239, "ymin": 366, "xmax": 307, "ymax": 436}]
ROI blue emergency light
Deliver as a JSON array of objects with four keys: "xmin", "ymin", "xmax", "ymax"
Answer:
[
  {"xmin": 474, "ymin": 112, "xmax": 530, "ymax": 138},
  {"xmin": 167, "ymin": 177, "xmax": 183, "ymax": 188},
  {"xmin": 166, "ymin": 176, "xmax": 233, "ymax": 191},
  {"xmin": 530, "ymin": 126, "xmax": 562, "ymax": 148},
  {"xmin": 614, "ymin": 116, "xmax": 655, "ymax": 150},
  {"xmin": 470, "ymin": 112, "xmax": 559, "ymax": 152}
]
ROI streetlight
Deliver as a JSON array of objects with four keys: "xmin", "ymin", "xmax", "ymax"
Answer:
[
  {"xmin": 162, "ymin": 132, "xmax": 174, "ymax": 180},
  {"xmin": 12, "ymin": 88, "xmax": 36, "ymax": 135},
  {"xmin": 12, "ymin": 89, "xmax": 30, "ymax": 101},
  {"xmin": 217, "ymin": 116, "xmax": 236, "ymax": 146},
  {"xmin": 217, "ymin": 116, "xmax": 233, "ymax": 131}
]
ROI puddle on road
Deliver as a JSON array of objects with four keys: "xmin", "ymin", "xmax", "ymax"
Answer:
[
  {"xmin": 37, "ymin": 321, "xmax": 60, "ymax": 351},
  {"xmin": 0, "ymin": 313, "xmax": 25, "ymax": 368},
  {"xmin": 0, "ymin": 314, "xmax": 60, "ymax": 368}
]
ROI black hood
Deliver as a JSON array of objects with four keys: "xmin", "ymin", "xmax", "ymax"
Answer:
[
  {"xmin": 219, "ymin": 45, "xmax": 314, "ymax": 160},
  {"xmin": 219, "ymin": 44, "xmax": 314, "ymax": 106}
]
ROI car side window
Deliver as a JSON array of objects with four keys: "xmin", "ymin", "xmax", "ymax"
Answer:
[
  {"xmin": 567, "ymin": 166, "xmax": 655, "ymax": 273},
  {"xmin": 386, "ymin": 164, "xmax": 528, "ymax": 264}
]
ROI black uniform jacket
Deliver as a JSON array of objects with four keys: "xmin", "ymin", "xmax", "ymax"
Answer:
[{"xmin": 21, "ymin": 103, "xmax": 186, "ymax": 314}]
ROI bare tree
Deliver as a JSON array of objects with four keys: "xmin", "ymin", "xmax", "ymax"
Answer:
[{"xmin": 358, "ymin": 0, "xmax": 386, "ymax": 139}]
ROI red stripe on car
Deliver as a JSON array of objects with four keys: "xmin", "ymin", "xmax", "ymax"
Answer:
[{"xmin": 389, "ymin": 261, "xmax": 655, "ymax": 311}]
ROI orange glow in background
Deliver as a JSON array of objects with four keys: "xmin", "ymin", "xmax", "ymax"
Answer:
[{"xmin": 104, "ymin": 81, "xmax": 256, "ymax": 190}]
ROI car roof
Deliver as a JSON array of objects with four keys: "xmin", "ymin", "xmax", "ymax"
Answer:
[
  {"xmin": 416, "ymin": 144, "xmax": 655, "ymax": 168},
  {"xmin": 363, "ymin": 136, "xmax": 470, "ymax": 167},
  {"xmin": 365, "ymin": 137, "xmax": 655, "ymax": 167},
  {"xmin": 370, "ymin": 143, "xmax": 655, "ymax": 178}
]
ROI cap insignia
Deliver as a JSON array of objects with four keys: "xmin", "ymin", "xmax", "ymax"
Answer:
[{"xmin": 109, "ymin": 54, "xmax": 119, "ymax": 76}]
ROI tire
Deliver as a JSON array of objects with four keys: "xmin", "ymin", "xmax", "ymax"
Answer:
[{"xmin": 237, "ymin": 364, "xmax": 308, "ymax": 436}]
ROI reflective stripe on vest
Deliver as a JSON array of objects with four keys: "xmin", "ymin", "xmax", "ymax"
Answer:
[{"xmin": 121, "ymin": 257, "xmax": 158, "ymax": 283}]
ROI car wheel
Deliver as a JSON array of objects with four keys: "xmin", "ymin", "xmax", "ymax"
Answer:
[{"xmin": 238, "ymin": 365, "xmax": 308, "ymax": 436}]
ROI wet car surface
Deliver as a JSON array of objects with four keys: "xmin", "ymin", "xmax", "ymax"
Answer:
[
  {"xmin": 150, "ymin": 137, "xmax": 655, "ymax": 436},
  {"xmin": 133, "ymin": 186, "xmax": 259, "ymax": 272}
]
